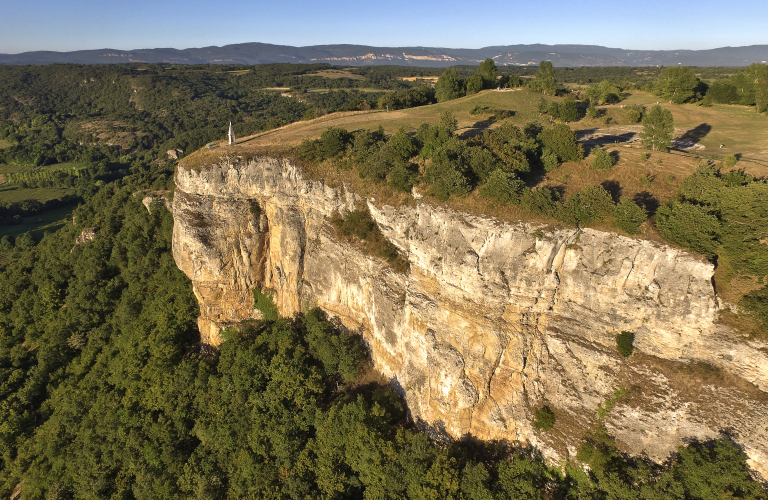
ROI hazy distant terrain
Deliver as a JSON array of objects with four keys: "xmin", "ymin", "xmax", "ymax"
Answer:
[{"xmin": 2, "ymin": 42, "xmax": 768, "ymax": 66}]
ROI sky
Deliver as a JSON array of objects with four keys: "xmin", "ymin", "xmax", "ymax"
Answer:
[{"xmin": 2, "ymin": 0, "xmax": 767, "ymax": 54}]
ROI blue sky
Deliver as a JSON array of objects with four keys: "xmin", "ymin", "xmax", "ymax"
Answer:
[{"xmin": 2, "ymin": 0, "xmax": 767, "ymax": 53}]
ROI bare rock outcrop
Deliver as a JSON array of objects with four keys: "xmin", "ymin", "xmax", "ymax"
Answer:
[{"xmin": 172, "ymin": 156, "xmax": 768, "ymax": 475}]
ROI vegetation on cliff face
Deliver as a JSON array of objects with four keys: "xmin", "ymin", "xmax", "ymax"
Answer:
[
  {"xmin": 0, "ymin": 203, "xmax": 763, "ymax": 498},
  {"xmin": 0, "ymin": 62, "xmax": 767, "ymax": 498}
]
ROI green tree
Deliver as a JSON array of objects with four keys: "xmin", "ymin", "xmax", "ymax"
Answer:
[
  {"xmin": 559, "ymin": 95, "xmax": 578, "ymax": 122},
  {"xmin": 753, "ymin": 63, "xmax": 768, "ymax": 113},
  {"xmin": 656, "ymin": 202, "xmax": 720, "ymax": 258},
  {"xmin": 532, "ymin": 61, "xmax": 557, "ymax": 96},
  {"xmin": 436, "ymin": 67, "xmax": 463, "ymax": 102},
  {"xmin": 539, "ymin": 124, "xmax": 583, "ymax": 162},
  {"xmin": 479, "ymin": 169, "xmax": 526, "ymax": 205},
  {"xmin": 613, "ymin": 198, "xmax": 647, "ymax": 234},
  {"xmin": 654, "ymin": 66, "xmax": 702, "ymax": 104},
  {"xmin": 640, "ymin": 105, "xmax": 674, "ymax": 152},
  {"xmin": 590, "ymin": 147, "xmax": 615, "ymax": 170},
  {"xmin": 477, "ymin": 59, "xmax": 499, "ymax": 89},
  {"xmin": 465, "ymin": 74, "xmax": 484, "ymax": 96}
]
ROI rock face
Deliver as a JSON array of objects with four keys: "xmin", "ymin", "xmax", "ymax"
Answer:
[{"xmin": 173, "ymin": 156, "xmax": 768, "ymax": 476}]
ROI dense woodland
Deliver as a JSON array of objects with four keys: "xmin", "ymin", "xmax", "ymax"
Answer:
[{"xmin": 0, "ymin": 63, "xmax": 766, "ymax": 498}]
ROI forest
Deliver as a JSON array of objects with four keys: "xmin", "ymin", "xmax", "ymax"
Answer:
[{"xmin": 0, "ymin": 62, "xmax": 766, "ymax": 498}]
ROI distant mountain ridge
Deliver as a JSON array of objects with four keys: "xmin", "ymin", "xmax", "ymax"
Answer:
[{"xmin": 2, "ymin": 42, "xmax": 767, "ymax": 67}]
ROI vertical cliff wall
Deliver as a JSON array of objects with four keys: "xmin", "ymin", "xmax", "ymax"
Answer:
[{"xmin": 173, "ymin": 156, "xmax": 768, "ymax": 475}]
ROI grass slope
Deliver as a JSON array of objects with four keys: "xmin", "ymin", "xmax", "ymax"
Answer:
[
  {"xmin": 0, "ymin": 204, "xmax": 75, "ymax": 242},
  {"xmin": 0, "ymin": 184, "xmax": 76, "ymax": 204}
]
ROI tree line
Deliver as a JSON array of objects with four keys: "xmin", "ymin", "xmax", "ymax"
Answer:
[{"xmin": 0, "ymin": 172, "xmax": 762, "ymax": 497}]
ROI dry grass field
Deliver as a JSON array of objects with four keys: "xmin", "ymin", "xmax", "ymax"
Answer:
[
  {"xmin": 302, "ymin": 69, "xmax": 367, "ymax": 80},
  {"xmin": 185, "ymin": 88, "xmax": 767, "ymax": 241}
]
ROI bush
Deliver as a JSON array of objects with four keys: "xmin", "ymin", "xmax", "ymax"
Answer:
[
  {"xmin": 249, "ymin": 201, "xmax": 261, "ymax": 218},
  {"xmin": 724, "ymin": 154, "xmax": 738, "ymax": 168},
  {"xmin": 541, "ymin": 149, "xmax": 559, "ymax": 171},
  {"xmin": 616, "ymin": 331, "xmax": 635, "ymax": 358},
  {"xmin": 590, "ymin": 148, "xmax": 615, "ymax": 170},
  {"xmin": 330, "ymin": 208, "xmax": 409, "ymax": 273},
  {"xmin": 656, "ymin": 202, "xmax": 720, "ymax": 259},
  {"xmin": 14, "ymin": 231, "xmax": 36, "ymax": 250},
  {"xmin": 520, "ymin": 187, "xmax": 560, "ymax": 217},
  {"xmin": 388, "ymin": 163, "xmax": 417, "ymax": 193},
  {"xmin": 586, "ymin": 104, "xmax": 598, "ymax": 119},
  {"xmin": 533, "ymin": 406, "xmax": 556, "ymax": 431},
  {"xmin": 253, "ymin": 288, "xmax": 279, "ymax": 322},
  {"xmin": 625, "ymin": 104, "xmax": 644, "ymax": 124},
  {"xmin": 539, "ymin": 124, "xmax": 583, "ymax": 162},
  {"xmin": 557, "ymin": 185, "xmax": 614, "ymax": 226},
  {"xmin": 559, "ymin": 95, "xmax": 578, "ymax": 122},
  {"xmin": 0, "ymin": 235, "xmax": 13, "ymax": 251},
  {"xmin": 320, "ymin": 127, "xmax": 351, "ymax": 158},
  {"xmin": 479, "ymin": 170, "xmax": 526, "ymax": 205},
  {"xmin": 613, "ymin": 198, "xmax": 647, "ymax": 234},
  {"xmin": 424, "ymin": 156, "xmax": 471, "ymax": 201}
]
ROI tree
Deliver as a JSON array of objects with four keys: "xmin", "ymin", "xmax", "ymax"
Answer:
[
  {"xmin": 656, "ymin": 201, "xmax": 720, "ymax": 258},
  {"xmin": 590, "ymin": 148, "xmax": 615, "ymax": 170},
  {"xmin": 436, "ymin": 67, "xmax": 463, "ymax": 103},
  {"xmin": 559, "ymin": 95, "xmax": 578, "ymax": 122},
  {"xmin": 539, "ymin": 124, "xmax": 583, "ymax": 162},
  {"xmin": 532, "ymin": 61, "xmax": 557, "ymax": 96},
  {"xmin": 640, "ymin": 105, "xmax": 674, "ymax": 152},
  {"xmin": 477, "ymin": 59, "xmax": 498, "ymax": 89},
  {"xmin": 753, "ymin": 63, "xmax": 768, "ymax": 113},
  {"xmin": 465, "ymin": 74, "xmax": 484, "ymax": 95},
  {"xmin": 613, "ymin": 198, "xmax": 647, "ymax": 234},
  {"xmin": 654, "ymin": 66, "xmax": 702, "ymax": 104}
]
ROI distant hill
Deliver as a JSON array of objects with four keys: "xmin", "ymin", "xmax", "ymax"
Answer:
[{"xmin": 1, "ymin": 42, "xmax": 767, "ymax": 67}]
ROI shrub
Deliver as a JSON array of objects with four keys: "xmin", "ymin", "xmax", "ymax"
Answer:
[
  {"xmin": 330, "ymin": 208, "xmax": 409, "ymax": 273},
  {"xmin": 15, "ymin": 232, "xmax": 35, "ymax": 250},
  {"xmin": 541, "ymin": 149, "xmax": 559, "ymax": 171},
  {"xmin": 656, "ymin": 202, "xmax": 720, "ymax": 258},
  {"xmin": 723, "ymin": 154, "xmax": 738, "ymax": 168},
  {"xmin": 533, "ymin": 406, "xmax": 556, "ymax": 431},
  {"xmin": 388, "ymin": 164, "xmax": 417, "ymax": 193},
  {"xmin": 539, "ymin": 124, "xmax": 583, "ymax": 162},
  {"xmin": 625, "ymin": 104, "xmax": 644, "ymax": 124},
  {"xmin": 590, "ymin": 148, "xmax": 615, "ymax": 170},
  {"xmin": 559, "ymin": 95, "xmax": 578, "ymax": 122},
  {"xmin": 586, "ymin": 104, "xmax": 598, "ymax": 119},
  {"xmin": 389, "ymin": 128, "xmax": 418, "ymax": 161},
  {"xmin": 558, "ymin": 185, "xmax": 614, "ymax": 226},
  {"xmin": 613, "ymin": 198, "xmax": 647, "ymax": 234},
  {"xmin": 479, "ymin": 170, "xmax": 526, "ymax": 205},
  {"xmin": 616, "ymin": 331, "xmax": 635, "ymax": 358},
  {"xmin": 520, "ymin": 187, "xmax": 559, "ymax": 217},
  {"xmin": 249, "ymin": 201, "xmax": 261, "ymax": 218},
  {"xmin": 253, "ymin": 288, "xmax": 279, "ymax": 322},
  {"xmin": 0, "ymin": 235, "xmax": 13, "ymax": 251},
  {"xmin": 320, "ymin": 127, "xmax": 351, "ymax": 158},
  {"xmin": 424, "ymin": 156, "xmax": 471, "ymax": 201}
]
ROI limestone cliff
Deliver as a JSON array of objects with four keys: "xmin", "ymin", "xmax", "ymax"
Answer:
[{"xmin": 173, "ymin": 155, "xmax": 768, "ymax": 476}]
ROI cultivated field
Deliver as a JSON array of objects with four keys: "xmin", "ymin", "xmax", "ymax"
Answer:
[
  {"xmin": 0, "ymin": 184, "xmax": 76, "ymax": 204},
  {"xmin": 302, "ymin": 69, "xmax": 366, "ymax": 80}
]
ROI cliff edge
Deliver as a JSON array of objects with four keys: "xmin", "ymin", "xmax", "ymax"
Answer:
[{"xmin": 172, "ymin": 155, "xmax": 768, "ymax": 475}]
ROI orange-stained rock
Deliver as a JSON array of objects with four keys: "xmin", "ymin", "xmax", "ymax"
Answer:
[{"xmin": 173, "ymin": 156, "xmax": 768, "ymax": 476}]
